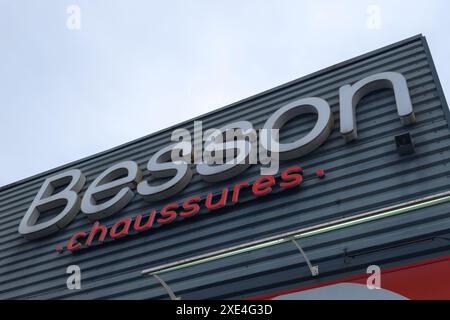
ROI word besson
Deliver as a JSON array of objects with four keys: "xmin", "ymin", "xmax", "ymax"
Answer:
[
  {"xmin": 19, "ymin": 71, "xmax": 414, "ymax": 240},
  {"xmin": 60, "ymin": 166, "xmax": 304, "ymax": 252}
]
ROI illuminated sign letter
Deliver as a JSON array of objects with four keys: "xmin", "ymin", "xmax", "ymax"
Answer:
[
  {"xmin": 18, "ymin": 169, "xmax": 86, "ymax": 239},
  {"xmin": 81, "ymin": 161, "xmax": 142, "ymax": 220},
  {"xmin": 261, "ymin": 97, "xmax": 333, "ymax": 160},
  {"xmin": 137, "ymin": 144, "xmax": 192, "ymax": 202},
  {"xmin": 339, "ymin": 71, "xmax": 415, "ymax": 142},
  {"xmin": 197, "ymin": 121, "xmax": 256, "ymax": 182}
]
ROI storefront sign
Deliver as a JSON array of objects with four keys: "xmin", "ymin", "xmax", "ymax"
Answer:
[
  {"xmin": 18, "ymin": 71, "xmax": 415, "ymax": 243},
  {"xmin": 59, "ymin": 165, "xmax": 305, "ymax": 252}
]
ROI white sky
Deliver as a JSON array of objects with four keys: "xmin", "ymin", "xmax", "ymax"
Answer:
[{"xmin": 1, "ymin": 0, "xmax": 449, "ymax": 187}]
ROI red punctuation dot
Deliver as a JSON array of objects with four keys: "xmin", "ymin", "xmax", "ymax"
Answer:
[
  {"xmin": 55, "ymin": 245, "xmax": 63, "ymax": 253},
  {"xmin": 315, "ymin": 169, "xmax": 325, "ymax": 178}
]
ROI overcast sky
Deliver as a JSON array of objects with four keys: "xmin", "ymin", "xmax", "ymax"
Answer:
[{"xmin": 1, "ymin": 0, "xmax": 449, "ymax": 187}]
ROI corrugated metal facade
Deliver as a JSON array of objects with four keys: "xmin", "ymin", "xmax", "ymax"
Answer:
[{"xmin": 0, "ymin": 34, "xmax": 449, "ymax": 299}]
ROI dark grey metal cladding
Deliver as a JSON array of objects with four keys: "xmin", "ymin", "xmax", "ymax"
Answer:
[{"xmin": 0, "ymin": 34, "xmax": 449, "ymax": 299}]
